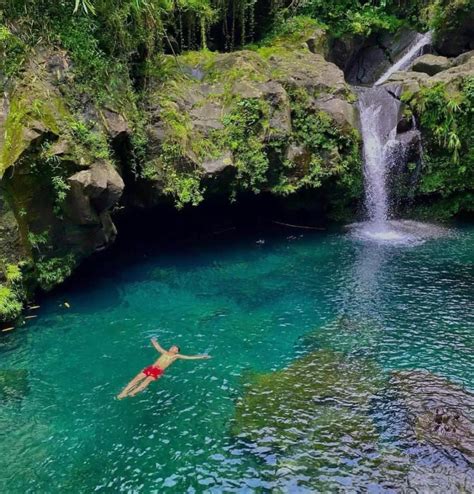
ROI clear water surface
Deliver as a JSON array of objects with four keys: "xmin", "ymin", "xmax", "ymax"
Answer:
[{"xmin": 0, "ymin": 222, "xmax": 473, "ymax": 492}]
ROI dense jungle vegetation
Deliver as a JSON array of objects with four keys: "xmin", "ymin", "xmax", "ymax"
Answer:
[{"xmin": 1, "ymin": 1, "xmax": 471, "ymax": 85}]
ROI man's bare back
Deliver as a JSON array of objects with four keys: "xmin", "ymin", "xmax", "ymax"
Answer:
[{"xmin": 117, "ymin": 338, "xmax": 211, "ymax": 399}]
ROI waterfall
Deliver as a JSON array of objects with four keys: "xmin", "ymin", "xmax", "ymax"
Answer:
[
  {"xmin": 358, "ymin": 87, "xmax": 401, "ymax": 226},
  {"xmin": 375, "ymin": 32, "xmax": 433, "ymax": 86},
  {"xmin": 354, "ymin": 32, "xmax": 433, "ymax": 242}
]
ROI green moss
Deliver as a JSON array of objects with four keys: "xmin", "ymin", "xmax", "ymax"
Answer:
[
  {"xmin": 251, "ymin": 15, "xmax": 328, "ymax": 60},
  {"xmin": 0, "ymin": 91, "xmax": 69, "ymax": 176},
  {"xmin": 180, "ymin": 49, "xmax": 218, "ymax": 74},
  {"xmin": 0, "ymin": 96, "xmax": 30, "ymax": 174}
]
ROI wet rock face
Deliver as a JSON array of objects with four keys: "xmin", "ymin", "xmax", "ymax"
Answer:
[
  {"xmin": 391, "ymin": 370, "xmax": 474, "ymax": 463},
  {"xmin": 342, "ymin": 28, "xmax": 422, "ymax": 85}
]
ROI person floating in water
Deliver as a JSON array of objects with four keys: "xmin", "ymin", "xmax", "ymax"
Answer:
[{"xmin": 117, "ymin": 338, "xmax": 211, "ymax": 399}]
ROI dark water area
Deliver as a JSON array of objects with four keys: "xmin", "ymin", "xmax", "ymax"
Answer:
[{"xmin": 0, "ymin": 216, "xmax": 473, "ymax": 492}]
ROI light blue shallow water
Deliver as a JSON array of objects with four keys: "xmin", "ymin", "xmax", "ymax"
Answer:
[{"xmin": 0, "ymin": 223, "xmax": 473, "ymax": 492}]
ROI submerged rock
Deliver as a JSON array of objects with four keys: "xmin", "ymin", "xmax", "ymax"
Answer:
[
  {"xmin": 298, "ymin": 315, "xmax": 384, "ymax": 358},
  {"xmin": 390, "ymin": 370, "xmax": 474, "ymax": 463},
  {"xmin": 231, "ymin": 350, "xmax": 419, "ymax": 490},
  {"xmin": 0, "ymin": 369, "xmax": 29, "ymax": 403},
  {"xmin": 232, "ymin": 349, "xmax": 385, "ymax": 449}
]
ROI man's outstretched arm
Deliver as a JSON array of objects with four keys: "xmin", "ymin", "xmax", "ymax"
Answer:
[
  {"xmin": 178, "ymin": 354, "xmax": 211, "ymax": 360},
  {"xmin": 151, "ymin": 338, "xmax": 166, "ymax": 354}
]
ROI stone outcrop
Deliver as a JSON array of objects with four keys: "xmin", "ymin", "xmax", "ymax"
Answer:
[
  {"xmin": 412, "ymin": 54, "xmax": 451, "ymax": 75},
  {"xmin": 0, "ymin": 48, "xmax": 128, "ymax": 308},
  {"xmin": 140, "ymin": 39, "xmax": 361, "ymax": 209}
]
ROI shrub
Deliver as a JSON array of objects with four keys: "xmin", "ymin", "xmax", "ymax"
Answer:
[
  {"xmin": 0, "ymin": 286, "xmax": 23, "ymax": 323},
  {"xmin": 36, "ymin": 254, "xmax": 76, "ymax": 291}
]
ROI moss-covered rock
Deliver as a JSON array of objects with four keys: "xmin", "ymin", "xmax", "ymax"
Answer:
[
  {"xmin": 0, "ymin": 47, "xmax": 130, "ymax": 320},
  {"xmin": 140, "ymin": 39, "xmax": 362, "ymax": 210},
  {"xmin": 232, "ymin": 350, "xmax": 385, "ymax": 447},
  {"xmin": 385, "ymin": 50, "xmax": 474, "ymax": 217}
]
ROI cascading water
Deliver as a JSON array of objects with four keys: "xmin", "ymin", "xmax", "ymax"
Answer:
[
  {"xmin": 375, "ymin": 32, "xmax": 433, "ymax": 86},
  {"xmin": 358, "ymin": 86, "xmax": 401, "ymax": 227},
  {"xmin": 351, "ymin": 31, "xmax": 447, "ymax": 244}
]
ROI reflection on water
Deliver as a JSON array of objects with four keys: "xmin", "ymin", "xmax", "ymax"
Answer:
[{"xmin": 0, "ymin": 224, "xmax": 473, "ymax": 492}]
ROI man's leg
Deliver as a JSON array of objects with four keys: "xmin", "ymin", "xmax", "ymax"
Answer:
[
  {"xmin": 117, "ymin": 372, "xmax": 146, "ymax": 399},
  {"xmin": 129, "ymin": 376, "xmax": 156, "ymax": 396}
]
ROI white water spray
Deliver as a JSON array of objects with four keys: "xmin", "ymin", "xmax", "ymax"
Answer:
[{"xmin": 358, "ymin": 87, "xmax": 401, "ymax": 226}]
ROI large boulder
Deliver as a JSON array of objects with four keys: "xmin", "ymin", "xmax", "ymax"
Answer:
[
  {"xmin": 270, "ymin": 51, "xmax": 348, "ymax": 95},
  {"xmin": 412, "ymin": 54, "xmax": 451, "ymax": 75},
  {"xmin": 142, "ymin": 44, "xmax": 360, "ymax": 208},
  {"xmin": 66, "ymin": 160, "xmax": 124, "ymax": 226},
  {"xmin": 61, "ymin": 160, "xmax": 124, "ymax": 252},
  {"xmin": 385, "ymin": 49, "xmax": 474, "ymax": 92},
  {"xmin": 311, "ymin": 95, "xmax": 359, "ymax": 130}
]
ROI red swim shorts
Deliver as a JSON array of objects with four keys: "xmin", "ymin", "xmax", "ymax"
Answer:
[{"xmin": 143, "ymin": 365, "xmax": 164, "ymax": 380}]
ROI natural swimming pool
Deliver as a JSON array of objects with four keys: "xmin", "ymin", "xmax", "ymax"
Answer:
[{"xmin": 1, "ymin": 222, "xmax": 473, "ymax": 492}]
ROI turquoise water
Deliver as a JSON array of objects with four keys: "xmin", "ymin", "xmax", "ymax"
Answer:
[{"xmin": 0, "ymin": 222, "xmax": 473, "ymax": 492}]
